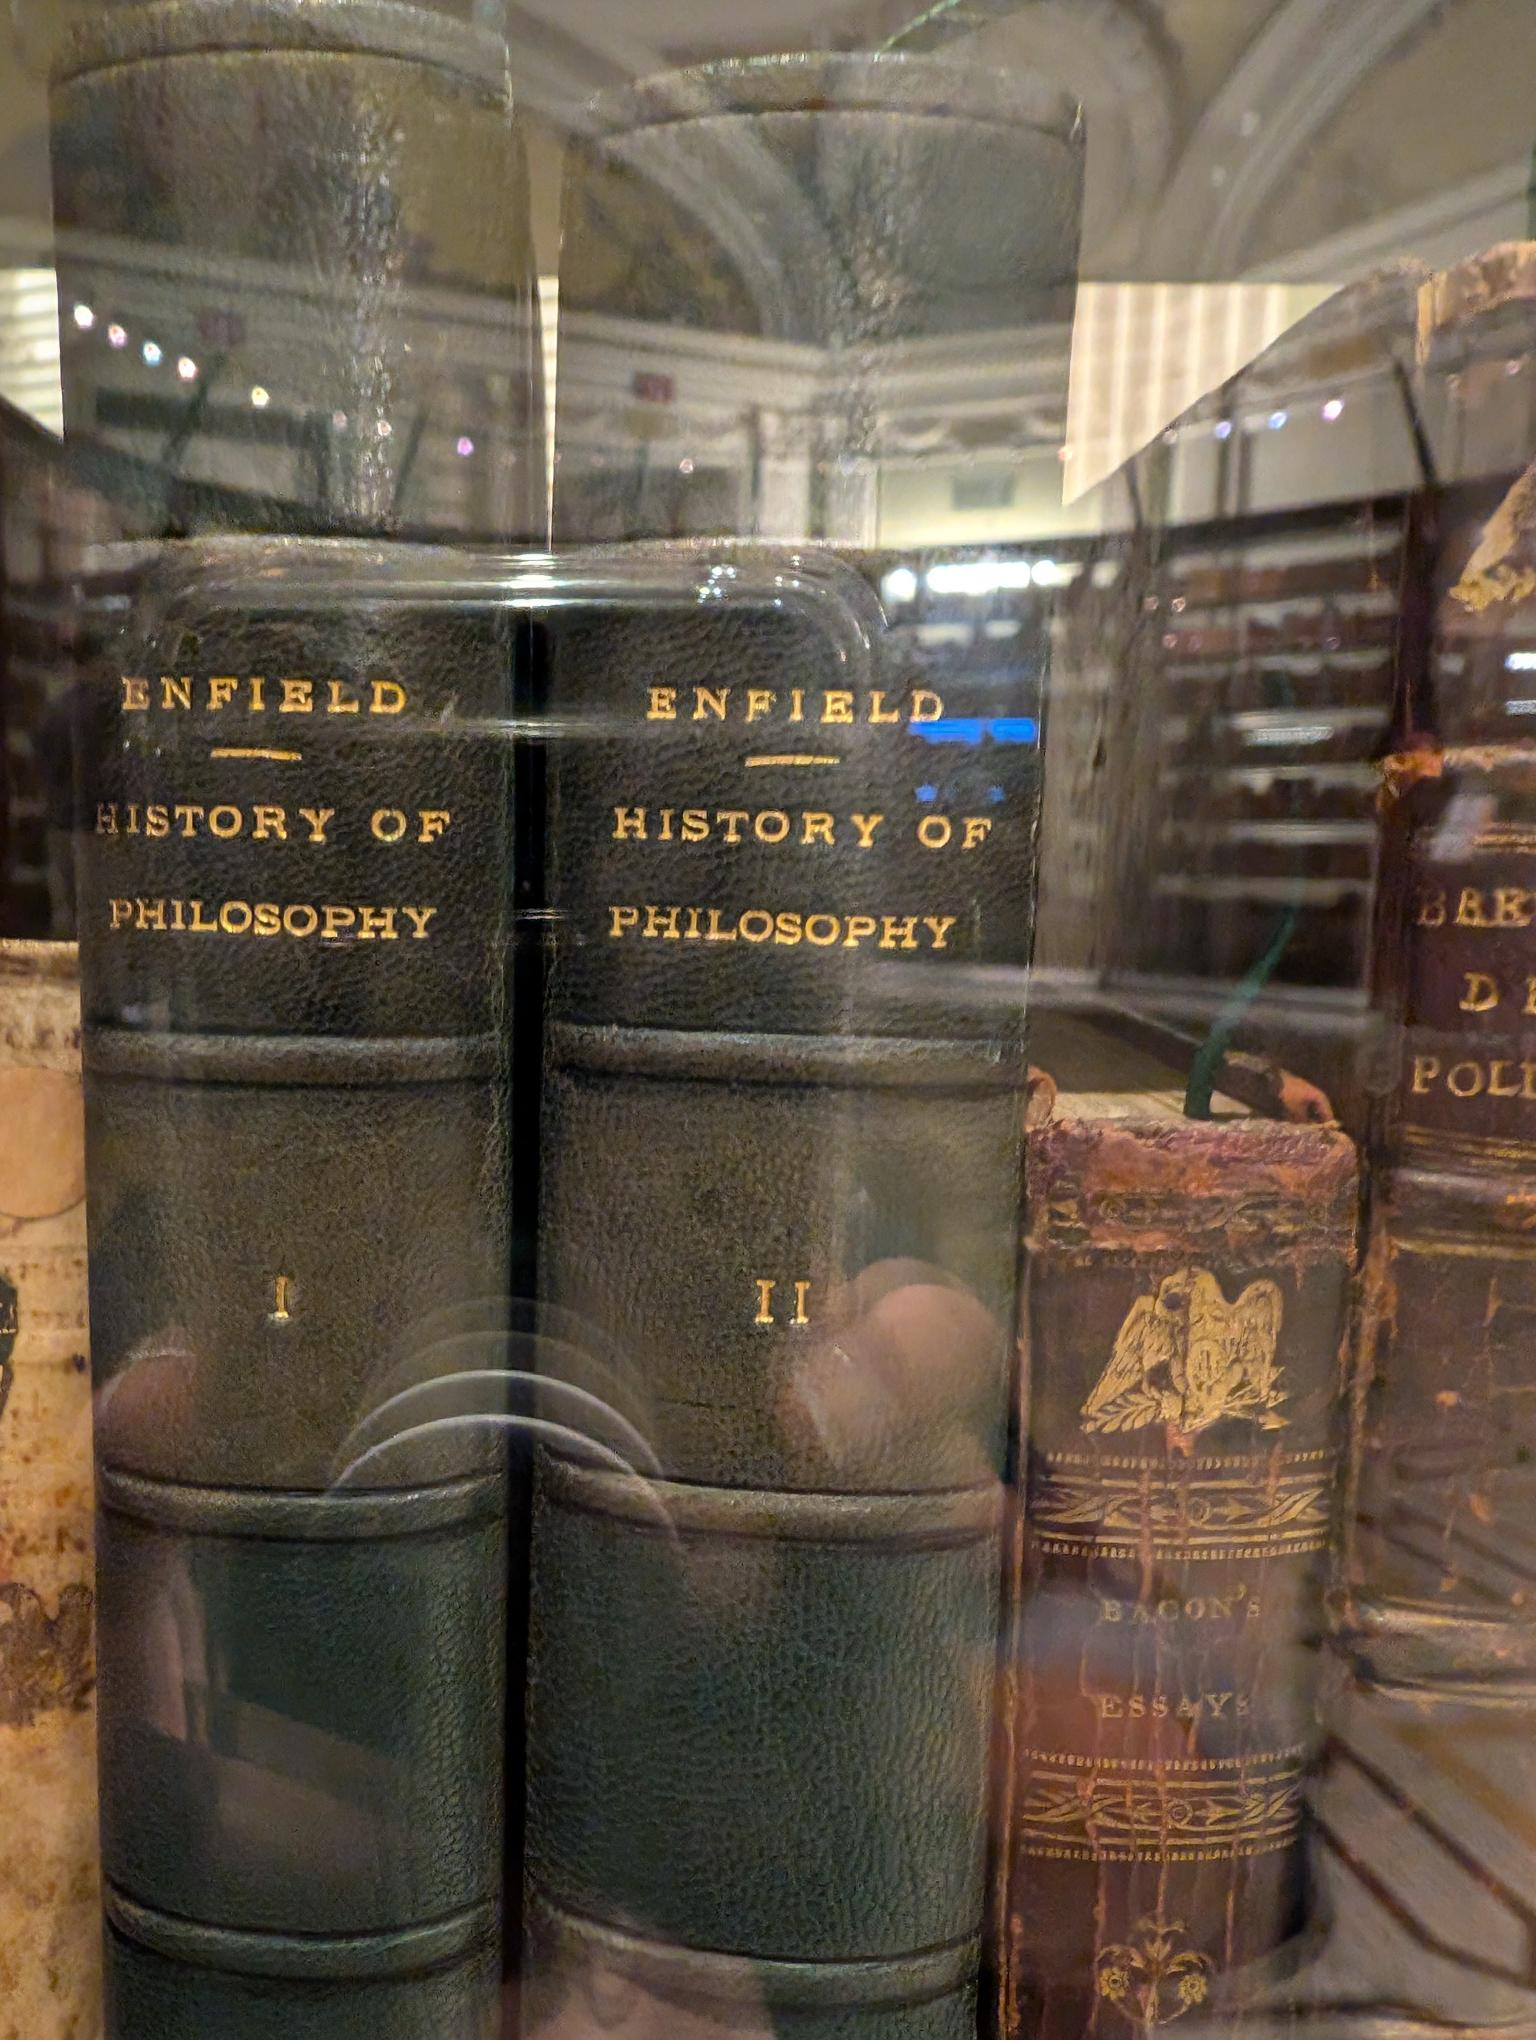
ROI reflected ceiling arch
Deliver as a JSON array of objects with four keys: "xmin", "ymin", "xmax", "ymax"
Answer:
[
  {"xmin": 559, "ymin": 125, "xmax": 849, "ymax": 344},
  {"xmin": 1149, "ymin": 0, "xmax": 1450, "ymax": 280},
  {"xmin": 873, "ymin": 0, "xmax": 1181, "ymax": 272}
]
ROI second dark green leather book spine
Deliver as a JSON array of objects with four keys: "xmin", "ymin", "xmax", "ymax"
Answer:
[{"xmin": 524, "ymin": 559, "xmax": 1041, "ymax": 2036}]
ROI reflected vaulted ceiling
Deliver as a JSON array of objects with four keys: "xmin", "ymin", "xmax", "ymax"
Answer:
[
  {"xmin": 3, "ymin": 0, "xmax": 1534, "ymax": 285},
  {"xmin": 496, "ymin": 0, "xmax": 1532, "ymax": 286}
]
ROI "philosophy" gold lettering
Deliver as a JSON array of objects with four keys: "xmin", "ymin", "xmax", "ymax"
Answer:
[
  {"xmin": 605, "ymin": 904, "xmax": 957, "ymax": 951},
  {"xmin": 106, "ymin": 897, "xmax": 438, "ymax": 941}
]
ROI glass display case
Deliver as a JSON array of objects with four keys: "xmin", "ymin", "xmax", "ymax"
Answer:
[{"xmin": 3, "ymin": 3, "xmax": 1536, "ymax": 2037}]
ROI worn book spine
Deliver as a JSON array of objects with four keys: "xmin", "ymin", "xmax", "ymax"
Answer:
[
  {"xmin": 1345, "ymin": 743, "xmax": 1536, "ymax": 1685},
  {"xmin": 1342, "ymin": 248, "xmax": 1536, "ymax": 1689},
  {"xmin": 75, "ymin": 539, "xmax": 514, "ymax": 2038},
  {"xmin": 1003, "ymin": 1116, "xmax": 1358, "ymax": 2039},
  {"xmin": 0, "ymin": 942, "xmax": 97, "ymax": 2040},
  {"xmin": 522, "ymin": 557, "xmax": 1041, "ymax": 2039}
]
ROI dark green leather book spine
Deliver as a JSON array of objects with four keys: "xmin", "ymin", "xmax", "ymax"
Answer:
[
  {"xmin": 1004, "ymin": 1115, "xmax": 1357, "ymax": 2039},
  {"xmin": 523, "ymin": 560, "xmax": 1039, "ymax": 2038},
  {"xmin": 76, "ymin": 538, "xmax": 514, "ymax": 2037},
  {"xmin": 533, "ymin": 56, "xmax": 1079, "ymax": 2031}
]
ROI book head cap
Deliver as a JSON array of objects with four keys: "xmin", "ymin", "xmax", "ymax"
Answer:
[
  {"xmin": 49, "ymin": 0, "xmax": 542, "ymax": 542},
  {"xmin": 555, "ymin": 52, "xmax": 1084, "ymax": 542},
  {"xmin": 52, "ymin": 0, "xmax": 510, "ymax": 98},
  {"xmin": 584, "ymin": 50, "xmax": 1082, "ymax": 141},
  {"xmin": 561, "ymin": 52, "xmax": 1083, "ymax": 340}
]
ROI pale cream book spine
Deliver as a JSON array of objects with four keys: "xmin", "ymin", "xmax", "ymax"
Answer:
[{"xmin": 0, "ymin": 940, "xmax": 97, "ymax": 2037}]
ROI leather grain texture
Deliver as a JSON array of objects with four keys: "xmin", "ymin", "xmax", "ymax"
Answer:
[
  {"xmin": 541, "ymin": 1055, "xmax": 1021, "ymax": 1490},
  {"xmin": 76, "ymin": 550, "xmax": 515, "ymax": 1040},
  {"xmin": 77, "ymin": 538, "xmax": 515, "ymax": 2034},
  {"xmin": 104, "ymin": 1921, "xmax": 501, "ymax": 2040},
  {"xmin": 541, "ymin": 594, "xmax": 1040, "ymax": 1037},
  {"xmin": 526, "ymin": 1898, "xmax": 980, "ymax": 2040},
  {"xmin": 49, "ymin": 0, "xmax": 542, "ymax": 542},
  {"xmin": 97, "ymin": 1476, "xmax": 504, "ymax": 1934},
  {"xmin": 1004, "ymin": 1117, "xmax": 1358, "ymax": 2040},
  {"xmin": 528, "ymin": 1460, "xmax": 998, "ymax": 1959},
  {"xmin": 86, "ymin": 1070, "xmax": 507, "ymax": 1488}
]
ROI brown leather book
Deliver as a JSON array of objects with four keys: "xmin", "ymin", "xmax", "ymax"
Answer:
[
  {"xmin": 999, "ymin": 1015, "xmax": 1358, "ymax": 2039},
  {"xmin": 1344, "ymin": 246, "xmax": 1536, "ymax": 1687},
  {"xmin": 1300, "ymin": 247, "xmax": 1536, "ymax": 2033}
]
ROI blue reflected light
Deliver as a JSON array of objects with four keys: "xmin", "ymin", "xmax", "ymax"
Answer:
[{"xmin": 915, "ymin": 715, "xmax": 1039, "ymax": 747}]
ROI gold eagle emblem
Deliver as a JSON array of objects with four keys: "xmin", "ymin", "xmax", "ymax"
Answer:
[{"xmin": 1081, "ymin": 1267, "xmax": 1286, "ymax": 1439}]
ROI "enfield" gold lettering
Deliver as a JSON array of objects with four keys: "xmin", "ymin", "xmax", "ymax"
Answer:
[
  {"xmin": 121, "ymin": 675, "xmax": 408, "ymax": 716},
  {"xmin": 644, "ymin": 686, "xmax": 942, "ymax": 727}
]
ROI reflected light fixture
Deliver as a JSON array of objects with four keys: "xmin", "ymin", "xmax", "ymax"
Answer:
[{"xmin": 928, "ymin": 559, "xmax": 1034, "ymax": 596}]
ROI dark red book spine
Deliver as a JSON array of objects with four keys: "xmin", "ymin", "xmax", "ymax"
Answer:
[{"xmin": 1002, "ymin": 1116, "xmax": 1358, "ymax": 2039}]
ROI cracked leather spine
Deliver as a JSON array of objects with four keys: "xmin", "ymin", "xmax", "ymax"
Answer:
[
  {"xmin": 75, "ymin": 539, "xmax": 514, "ymax": 2039},
  {"xmin": 523, "ymin": 573, "xmax": 1040, "ymax": 2040},
  {"xmin": 1346, "ymin": 742, "xmax": 1536, "ymax": 1689},
  {"xmin": 1002, "ymin": 1116, "xmax": 1357, "ymax": 2039},
  {"xmin": 1342, "ymin": 254, "xmax": 1536, "ymax": 1695}
]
